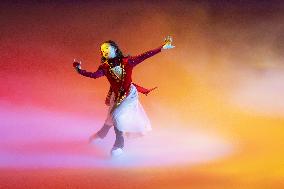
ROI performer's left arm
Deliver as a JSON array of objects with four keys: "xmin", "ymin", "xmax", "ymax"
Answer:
[
  {"xmin": 128, "ymin": 36, "xmax": 175, "ymax": 67},
  {"xmin": 128, "ymin": 46, "xmax": 163, "ymax": 67}
]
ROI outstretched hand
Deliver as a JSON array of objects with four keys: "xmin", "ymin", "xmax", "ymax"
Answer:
[
  {"xmin": 162, "ymin": 36, "xmax": 175, "ymax": 50},
  {"xmin": 73, "ymin": 59, "xmax": 82, "ymax": 70}
]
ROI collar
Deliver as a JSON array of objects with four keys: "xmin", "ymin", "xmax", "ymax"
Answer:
[{"xmin": 107, "ymin": 57, "xmax": 121, "ymax": 66}]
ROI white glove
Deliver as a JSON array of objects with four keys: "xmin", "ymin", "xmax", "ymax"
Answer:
[{"xmin": 162, "ymin": 36, "xmax": 175, "ymax": 50}]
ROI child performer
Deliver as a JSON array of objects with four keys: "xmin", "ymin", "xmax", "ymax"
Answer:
[{"xmin": 73, "ymin": 36, "xmax": 175, "ymax": 156}]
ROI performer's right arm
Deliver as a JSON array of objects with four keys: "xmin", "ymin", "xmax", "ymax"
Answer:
[{"xmin": 73, "ymin": 61, "xmax": 104, "ymax": 79}]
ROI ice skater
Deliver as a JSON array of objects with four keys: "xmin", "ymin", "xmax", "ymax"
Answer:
[{"xmin": 73, "ymin": 36, "xmax": 175, "ymax": 156}]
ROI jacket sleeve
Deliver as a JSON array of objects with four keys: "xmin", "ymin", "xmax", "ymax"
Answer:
[
  {"xmin": 76, "ymin": 67, "xmax": 104, "ymax": 79},
  {"xmin": 127, "ymin": 45, "xmax": 163, "ymax": 67}
]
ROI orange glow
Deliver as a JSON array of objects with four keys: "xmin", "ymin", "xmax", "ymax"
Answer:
[{"xmin": 0, "ymin": 1, "xmax": 284, "ymax": 189}]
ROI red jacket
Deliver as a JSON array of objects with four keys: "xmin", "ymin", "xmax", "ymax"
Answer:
[{"xmin": 76, "ymin": 45, "xmax": 163, "ymax": 105}]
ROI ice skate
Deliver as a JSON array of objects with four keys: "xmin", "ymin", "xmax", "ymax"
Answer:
[
  {"xmin": 88, "ymin": 134, "xmax": 102, "ymax": 145},
  {"xmin": 111, "ymin": 147, "xmax": 123, "ymax": 157}
]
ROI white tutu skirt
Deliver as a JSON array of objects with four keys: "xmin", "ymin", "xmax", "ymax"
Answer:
[{"xmin": 104, "ymin": 84, "xmax": 152, "ymax": 136}]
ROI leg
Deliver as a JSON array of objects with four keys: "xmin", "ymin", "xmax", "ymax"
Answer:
[
  {"xmin": 111, "ymin": 126, "xmax": 124, "ymax": 157},
  {"xmin": 90, "ymin": 109, "xmax": 113, "ymax": 140},
  {"xmin": 96, "ymin": 124, "xmax": 113, "ymax": 139},
  {"xmin": 113, "ymin": 126, "xmax": 124, "ymax": 149},
  {"xmin": 89, "ymin": 124, "xmax": 112, "ymax": 144}
]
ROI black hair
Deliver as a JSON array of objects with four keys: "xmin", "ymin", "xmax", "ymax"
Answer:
[{"xmin": 100, "ymin": 40, "xmax": 125, "ymax": 63}]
